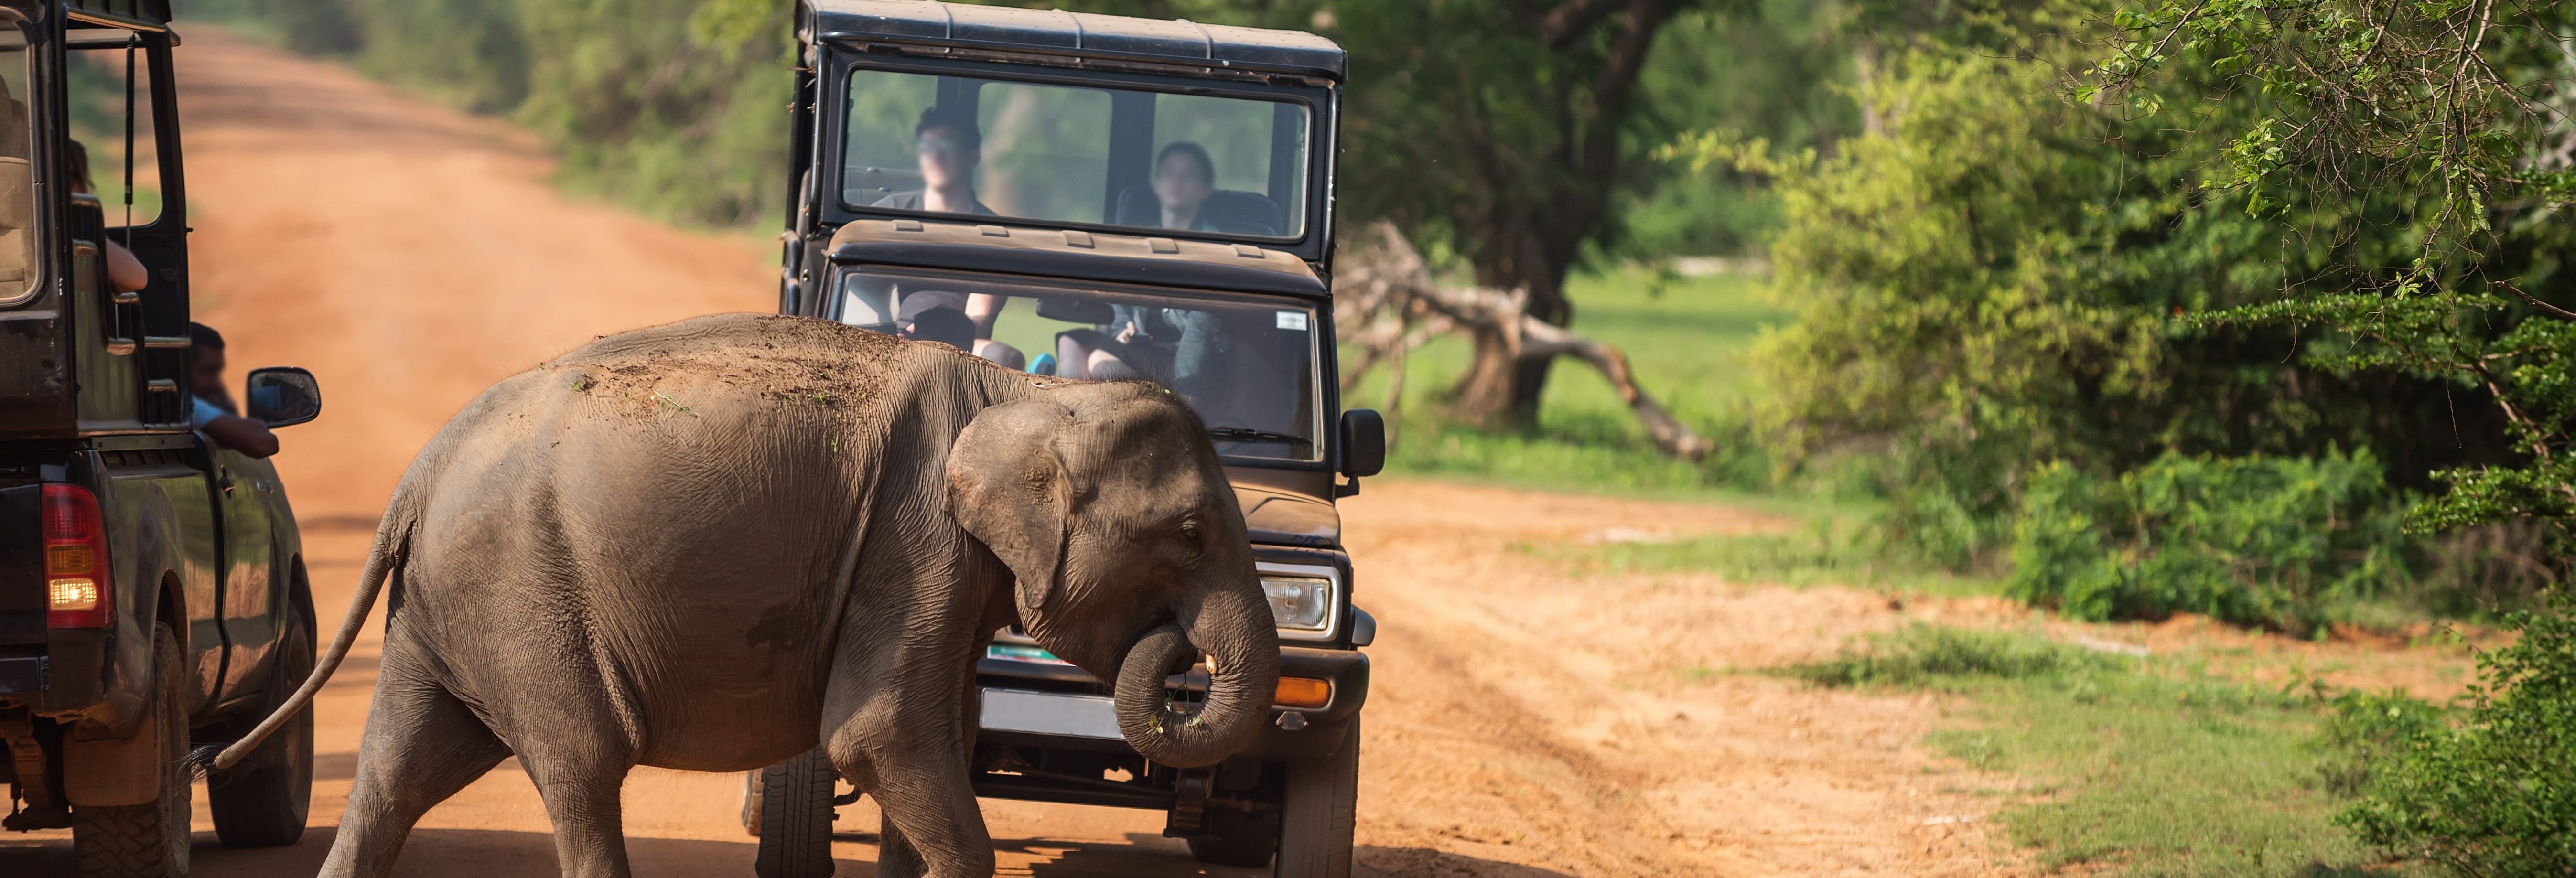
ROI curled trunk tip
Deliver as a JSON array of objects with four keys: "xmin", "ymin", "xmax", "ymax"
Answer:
[{"xmin": 1112, "ymin": 624, "xmax": 1276, "ymax": 768}]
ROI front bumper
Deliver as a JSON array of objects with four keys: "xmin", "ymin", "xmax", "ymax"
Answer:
[{"xmin": 972, "ymin": 643, "xmax": 1369, "ymax": 763}]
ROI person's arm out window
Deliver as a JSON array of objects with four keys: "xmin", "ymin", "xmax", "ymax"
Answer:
[{"xmin": 194, "ymin": 396, "xmax": 279, "ymax": 458}]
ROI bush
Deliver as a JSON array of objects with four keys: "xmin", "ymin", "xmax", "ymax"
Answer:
[
  {"xmin": 2006, "ymin": 450, "xmax": 2406, "ymax": 634},
  {"xmin": 2328, "ymin": 604, "xmax": 2576, "ymax": 876}
]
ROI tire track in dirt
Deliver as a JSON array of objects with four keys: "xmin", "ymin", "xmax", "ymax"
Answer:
[{"xmin": 1338, "ymin": 482, "xmax": 2023, "ymax": 876}]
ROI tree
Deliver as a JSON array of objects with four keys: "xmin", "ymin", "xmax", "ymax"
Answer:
[
  {"xmin": 1073, "ymin": 0, "xmax": 1731, "ymax": 426},
  {"xmin": 2091, "ymin": 0, "xmax": 2576, "ymax": 539},
  {"xmin": 1330, "ymin": 0, "xmax": 1730, "ymax": 426}
]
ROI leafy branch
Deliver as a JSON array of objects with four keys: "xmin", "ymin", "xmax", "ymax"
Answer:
[{"xmin": 2098, "ymin": 0, "xmax": 2576, "ymax": 538}]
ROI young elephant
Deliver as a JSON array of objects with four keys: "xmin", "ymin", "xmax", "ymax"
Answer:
[{"xmin": 214, "ymin": 313, "xmax": 1280, "ymax": 878}]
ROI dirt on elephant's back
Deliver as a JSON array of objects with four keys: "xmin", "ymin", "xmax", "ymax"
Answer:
[{"xmin": 540, "ymin": 314, "xmax": 911, "ymax": 424}]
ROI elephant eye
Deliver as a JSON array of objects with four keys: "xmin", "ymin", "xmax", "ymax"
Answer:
[{"xmin": 1178, "ymin": 519, "xmax": 1203, "ymax": 541}]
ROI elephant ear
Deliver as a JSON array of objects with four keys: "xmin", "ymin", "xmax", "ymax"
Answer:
[{"xmin": 947, "ymin": 397, "xmax": 1074, "ymax": 611}]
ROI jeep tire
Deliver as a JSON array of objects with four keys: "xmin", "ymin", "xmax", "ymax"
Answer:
[
  {"xmin": 1274, "ymin": 718, "xmax": 1359, "ymax": 878},
  {"xmin": 210, "ymin": 614, "xmax": 315, "ymax": 847},
  {"xmin": 748, "ymin": 748, "xmax": 837, "ymax": 878},
  {"xmin": 73, "ymin": 624, "xmax": 192, "ymax": 878}
]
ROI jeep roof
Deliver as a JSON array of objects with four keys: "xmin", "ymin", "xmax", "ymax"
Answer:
[{"xmin": 806, "ymin": 0, "xmax": 1346, "ymax": 79}]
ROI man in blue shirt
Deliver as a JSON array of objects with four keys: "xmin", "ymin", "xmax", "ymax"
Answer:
[{"xmin": 189, "ymin": 322, "xmax": 280, "ymax": 458}]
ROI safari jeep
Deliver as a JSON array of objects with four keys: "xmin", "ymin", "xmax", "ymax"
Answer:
[
  {"xmin": 0, "ymin": 2, "xmax": 327, "ymax": 877},
  {"xmin": 748, "ymin": 2, "xmax": 1378, "ymax": 876}
]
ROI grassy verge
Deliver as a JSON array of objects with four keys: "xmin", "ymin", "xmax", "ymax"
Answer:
[
  {"xmin": 1788, "ymin": 626, "xmax": 2422, "ymax": 877},
  {"xmin": 1514, "ymin": 518, "xmax": 2003, "ymax": 598}
]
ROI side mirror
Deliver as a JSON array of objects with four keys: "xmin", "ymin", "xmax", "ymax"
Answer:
[
  {"xmin": 1337, "ymin": 408, "xmax": 1385, "ymax": 478},
  {"xmin": 244, "ymin": 367, "xmax": 322, "ymax": 428}
]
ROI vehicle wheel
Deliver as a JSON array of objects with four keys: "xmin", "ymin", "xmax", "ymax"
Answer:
[
  {"xmin": 1187, "ymin": 806, "xmax": 1277, "ymax": 867},
  {"xmin": 749, "ymin": 748, "xmax": 837, "ymax": 878},
  {"xmin": 1274, "ymin": 717, "xmax": 1359, "ymax": 878},
  {"xmin": 73, "ymin": 624, "xmax": 192, "ymax": 878},
  {"xmin": 210, "ymin": 614, "xmax": 314, "ymax": 847}
]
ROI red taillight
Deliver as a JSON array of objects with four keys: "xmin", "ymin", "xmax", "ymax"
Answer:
[{"xmin": 42, "ymin": 484, "xmax": 111, "ymax": 629}]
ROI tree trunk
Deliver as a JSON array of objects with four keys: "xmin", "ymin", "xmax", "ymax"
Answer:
[{"xmin": 1454, "ymin": 328, "xmax": 1528, "ymax": 427}]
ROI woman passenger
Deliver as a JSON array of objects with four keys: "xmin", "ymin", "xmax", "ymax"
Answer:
[
  {"xmin": 66, "ymin": 141, "xmax": 148, "ymax": 293},
  {"xmin": 1151, "ymin": 141, "xmax": 1218, "ymax": 231}
]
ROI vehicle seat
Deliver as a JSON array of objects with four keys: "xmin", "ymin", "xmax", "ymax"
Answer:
[{"xmin": 1114, "ymin": 185, "xmax": 1282, "ymax": 236}]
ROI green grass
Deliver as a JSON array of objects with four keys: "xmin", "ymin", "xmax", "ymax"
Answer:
[
  {"xmin": 1516, "ymin": 516, "xmax": 2005, "ymax": 597},
  {"xmin": 1789, "ymin": 625, "xmax": 2426, "ymax": 878},
  {"xmin": 1345, "ymin": 267, "xmax": 1797, "ymax": 500}
]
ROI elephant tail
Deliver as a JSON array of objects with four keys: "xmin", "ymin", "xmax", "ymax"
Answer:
[{"xmin": 207, "ymin": 506, "xmax": 415, "ymax": 771}]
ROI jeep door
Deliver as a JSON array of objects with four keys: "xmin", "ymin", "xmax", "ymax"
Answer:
[{"xmin": 209, "ymin": 445, "xmax": 280, "ymax": 699}]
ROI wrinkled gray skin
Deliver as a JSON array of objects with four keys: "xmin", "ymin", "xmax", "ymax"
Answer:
[{"xmin": 214, "ymin": 313, "xmax": 1280, "ymax": 878}]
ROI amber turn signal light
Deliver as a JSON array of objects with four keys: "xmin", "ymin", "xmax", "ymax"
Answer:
[{"xmin": 1273, "ymin": 676, "xmax": 1330, "ymax": 708}]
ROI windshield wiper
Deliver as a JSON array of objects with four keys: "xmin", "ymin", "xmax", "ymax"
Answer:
[{"xmin": 1206, "ymin": 426, "xmax": 1311, "ymax": 445}]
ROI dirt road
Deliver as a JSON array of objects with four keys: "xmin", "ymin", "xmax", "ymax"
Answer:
[{"xmin": 1, "ymin": 31, "xmax": 2026, "ymax": 877}]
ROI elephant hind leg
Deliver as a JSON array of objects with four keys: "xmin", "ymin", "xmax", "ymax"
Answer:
[
  {"xmin": 320, "ymin": 645, "xmax": 511, "ymax": 878},
  {"xmin": 501, "ymin": 680, "xmax": 641, "ymax": 878},
  {"xmin": 516, "ymin": 746, "xmax": 636, "ymax": 878}
]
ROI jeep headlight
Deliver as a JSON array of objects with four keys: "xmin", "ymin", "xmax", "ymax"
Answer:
[{"xmin": 1261, "ymin": 576, "xmax": 1333, "ymax": 632}]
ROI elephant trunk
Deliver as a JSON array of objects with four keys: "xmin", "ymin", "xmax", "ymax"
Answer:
[{"xmin": 1113, "ymin": 584, "xmax": 1279, "ymax": 768}]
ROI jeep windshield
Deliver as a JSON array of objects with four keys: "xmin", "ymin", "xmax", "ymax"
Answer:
[
  {"xmin": 840, "ymin": 67, "xmax": 1312, "ymax": 240},
  {"xmin": 836, "ymin": 267, "xmax": 1321, "ymax": 461}
]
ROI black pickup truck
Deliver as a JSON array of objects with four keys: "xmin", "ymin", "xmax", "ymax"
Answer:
[
  {"xmin": 744, "ymin": 3, "xmax": 1378, "ymax": 877},
  {"xmin": 0, "ymin": 4, "xmax": 323, "ymax": 877}
]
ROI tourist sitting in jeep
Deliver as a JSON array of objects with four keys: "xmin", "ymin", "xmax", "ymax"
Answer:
[
  {"xmin": 870, "ymin": 108, "xmax": 994, "ymax": 215},
  {"xmin": 840, "ymin": 277, "xmax": 1313, "ymax": 459},
  {"xmin": 189, "ymin": 322, "xmax": 282, "ymax": 458},
  {"xmin": 1142, "ymin": 141, "xmax": 1276, "ymax": 236}
]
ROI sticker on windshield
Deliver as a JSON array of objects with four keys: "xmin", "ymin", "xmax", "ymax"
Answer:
[{"xmin": 1277, "ymin": 311, "xmax": 1309, "ymax": 331}]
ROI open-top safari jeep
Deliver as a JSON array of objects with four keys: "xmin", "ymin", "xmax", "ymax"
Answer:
[
  {"xmin": 751, "ymin": 2, "xmax": 1378, "ymax": 876},
  {"xmin": 0, "ymin": 3, "xmax": 327, "ymax": 877}
]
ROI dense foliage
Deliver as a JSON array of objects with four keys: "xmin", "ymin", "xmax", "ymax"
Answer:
[
  {"xmin": 2322, "ymin": 606, "xmax": 2576, "ymax": 875},
  {"xmin": 2080, "ymin": 1, "xmax": 2576, "ymax": 869},
  {"xmin": 1699, "ymin": 0, "xmax": 2554, "ymax": 578},
  {"xmin": 2008, "ymin": 450, "xmax": 2404, "ymax": 633}
]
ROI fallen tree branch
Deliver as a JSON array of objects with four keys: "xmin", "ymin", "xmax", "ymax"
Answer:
[{"xmin": 1336, "ymin": 221, "xmax": 1715, "ymax": 460}]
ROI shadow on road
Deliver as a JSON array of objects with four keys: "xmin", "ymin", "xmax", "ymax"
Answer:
[
  {"xmin": 1004, "ymin": 830, "xmax": 1263, "ymax": 877},
  {"xmin": 4, "ymin": 826, "xmax": 875, "ymax": 878},
  {"xmin": 1001, "ymin": 833, "xmax": 1581, "ymax": 878},
  {"xmin": 3, "ymin": 828, "xmax": 1579, "ymax": 878},
  {"xmin": 1356, "ymin": 845, "xmax": 1582, "ymax": 878}
]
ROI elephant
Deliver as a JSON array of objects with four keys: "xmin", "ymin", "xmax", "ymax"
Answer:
[{"xmin": 214, "ymin": 312, "xmax": 1282, "ymax": 878}]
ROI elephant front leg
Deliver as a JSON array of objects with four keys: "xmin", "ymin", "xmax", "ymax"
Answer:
[
  {"xmin": 825, "ymin": 692, "xmax": 992, "ymax": 878},
  {"xmin": 873, "ymin": 665, "xmax": 991, "ymax": 878}
]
